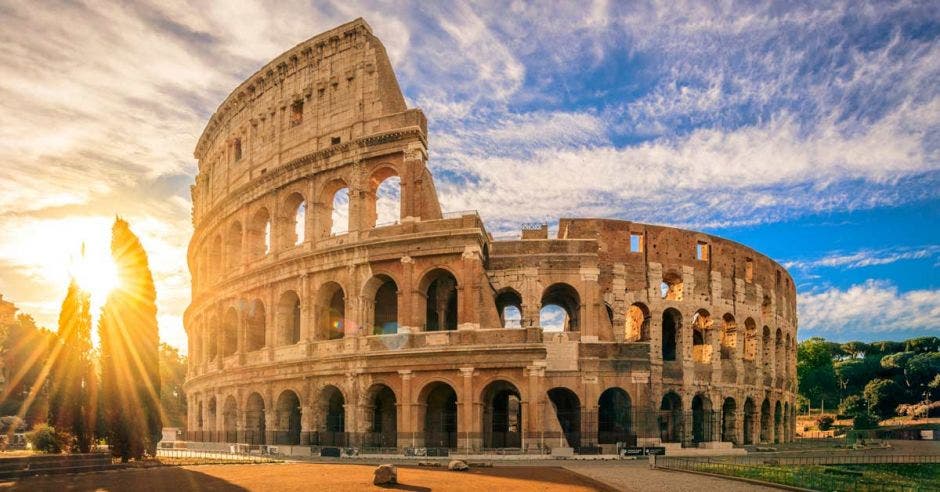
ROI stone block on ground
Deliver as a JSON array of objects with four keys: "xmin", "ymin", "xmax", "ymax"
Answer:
[
  {"xmin": 373, "ymin": 464, "xmax": 397, "ymax": 485},
  {"xmin": 447, "ymin": 460, "xmax": 469, "ymax": 471}
]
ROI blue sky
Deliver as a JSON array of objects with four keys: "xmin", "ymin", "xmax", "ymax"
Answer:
[{"xmin": 0, "ymin": 1, "xmax": 937, "ymax": 349}]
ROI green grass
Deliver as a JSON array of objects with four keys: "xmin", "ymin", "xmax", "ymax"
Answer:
[{"xmin": 687, "ymin": 462, "xmax": 940, "ymax": 491}]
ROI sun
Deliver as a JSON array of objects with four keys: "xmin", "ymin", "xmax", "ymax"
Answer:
[{"xmin": 71, "ymin": 244, "xmax": 119, "ymax": 309}]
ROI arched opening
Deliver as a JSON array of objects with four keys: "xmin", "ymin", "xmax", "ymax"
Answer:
[
  {"xmin": 276, "ymin": 291, "xmax": 301, "ymax": 345},
  {"xmin": 369, "ymin": 167, "xmax": 401, "ymax": 227},
  {"xmin": 482, "ymin": 381, "xmax": 522, "ymax": 449},
  {"xmin": 721, "ymin": 397, "xmax": 737, "ymax": 443},
  {"xmin": 743, "ymin": 318, "xmax": 757, "ymax": 361},
  {"xmin": 743, "ymin": 398, "xmax": 756, "ymax": 445},
  {"xmin": 330, "ymin": 187, "xmax": 350, "ymax": 236},
  {"xmin": 659, "ymin": 392, "xmax": 683, "ymax": 443},
  {"xmin": 207, "ymin": 397, "xmax": 217, "ymax": 437},
  {"xmin": 760, "ymin": 398, "xmax": 771, "ymax": 443},
  {"xmin": 421, "ymin": 269, "xmax": 458, "ymax": 331},
  {"xmin": 761, "ymin": 295, "xmax": 772, "ymax": 320},
  {"xmin": 495, "ymin": 289, "xmax": 523, "ymax": 328},
  {"xmin": 783, "ymin": 402, "xmax": 790, "ymax": 443},
  {"xmin": 691, "ymin": 394, "xmax": 714, "ymax": 444},
  {"xmin": 222, "ymin": 396, "xmax": 237, "ymax": 443},
  {"xmin": 246, "ymin": 392, "xmax": 266, "ymax": 445},
  {"xmin": 316, "ymin": 282, "xmax": 345, "ymax": 340},
  {"xmin": 246, "ymin": 299, "xmax": 266, "ymax": 351},
  {"xmin": 547, "ymin": 387, "xmax": 581, "ymax": 448},
  {"xmin": 785, "ymin": 334, "xmax": 792, "ymax": 379},
  {"xmin": 364, "ymin": 384, "xmax": 397, "ymax": 448},
  {"xmin": 208, "ymin": 315, "xmax": 219, "ymax": 361},
  {"xmin": 275, "ymin": 390, "xmax": 302, "ymax": 445},
  {"xmin": 316, "ymin": 385, "xmax": 346, "ymax": 446},
  {"xmin": 196, "ymin": 399, "xmax": 203, "ymax": 430},
  {"xmin": 248, "ymin": 208, "xmax": 271, "ymax": 258},
  {"xmin": 368, "ymin": 276, "xmax": 398, "ymax": 335},
  {"xmin": 720, "ymin": 314, "xmax": 737, "ymax": 360},
  {"xmin": 762, "ymin": 326, "xmax": 773, "ymax": 374},
  {"xmin": 598, "ymin": 388, "xmax": 632, "ymax": 445},
  {"xmin": 691, "ymin": 309, "xmax": 713, "ymax": 363},
  {"xmin": 774, "ymin": 401, "xmax": 783, "ymax": 444},
  {"xmin": 661, "ymin": 271, "xmax": 683, "ymax": 300},
  {"xmin": 281, "ymin": 192, "xmax": 306, "ymax": 247},
  {"xmin": 225, "ymin": 221, "xmax": 243, "ymax": 271},
  {"xmin": 662, "ymin": 308, "xmax": 681, "ymax": 361},
  {"xmin": 422, "ymin": 382, "xmax": 458, "ymax": 449},
  {"xmin": 540, "ymin": 283, "xmax": 580, "ymax": 332},
  {"xmin": 223, "ymin": 307, "xmax": 238, "ymax": 356},
  {"xmin": 209, "ymin": 235, "xmax": 222, "ymax": 280},
  {"xmin": 625, "ymin": 302, "xmax": 650, "ymax": 342}
]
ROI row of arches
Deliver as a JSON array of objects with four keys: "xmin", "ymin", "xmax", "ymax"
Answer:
[
  {"xmin": 658, "ymin": 392, "xmax": 793, "ymax": 445},
  {"xmin": 195, "ymin": 170, "xmax": 402, "ymax": 289}
]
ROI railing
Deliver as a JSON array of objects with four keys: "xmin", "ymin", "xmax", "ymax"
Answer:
[
  {"xmin": 156, "ymin": 448, "xmax": 278, "ymax": 463},
  {"xmin": 654, "ymin": 454, "xmax": 940, "ymax": 492}
]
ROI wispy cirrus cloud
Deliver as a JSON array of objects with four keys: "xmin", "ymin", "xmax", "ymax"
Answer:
[{"xmin": 784, "ymin": 245, "xmax": 940, "ymax": 271}]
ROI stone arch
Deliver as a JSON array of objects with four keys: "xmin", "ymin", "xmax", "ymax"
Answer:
[
  {"xmin": 481, "ymin": 380, "xmax": 522, "ymax": 448},
  {"xmin": 691, "ymin": 393, "xmax": 714, "ymax": 444},
  {"xmin": 774, "ymin": 400, "xmax": 783, "ymax": 444},
  {"xmin": 315, "ymin": 282, "xmax": 346, "ymax": 340},
  {"xmin": 547, "ymin": 387, "xmax": 581, "ymax": 448},
  {"xmin": 225, "ymin": 221, "xmax": 243, "ymax": 271},
  {"xmin": 661, "ymin": 270, "xmax": 683, "ymax": 300},
  {"xmin": 495, "ymin": 288, "xmax": 523, "ymax": 328},
  {"xmin": 222, "ymin": 306, "xmax": 238, "ymax": 356},
  {"xmin": 246, "ymin": 299, "xmax": 266, "ymax": 351},
  {"xmin": 540, "ymin": 283, "xmax": 581, "ymax": 332},
  {"xmin": 762, "ymin": 326, "xmax": 773, "ymax": 373},
  {"xmin": 743, "ymin": 317, "xmax": 758, "ymax": 361},
  {"xmin": 210, "ymin": 235, "xmax": 222, "ymax": 279},
  {"xmin": 775, "ymin": 328, "xmax": 785, "ymax": 379},
  {"xmin": 248, "ymin": 207, "xmax": 271, "ymax": 258},
  {"xmin": 625, "ymin": 302, "xmax": 650, "ymax": 342},
  {"xmin": 659, "ymin": 392, "xmax": 683, "ymax": 443},
  {"xmin": 720, "ymin": 313, "xmax": 737, "ymax": 360},
  {"xmin": 743, "ymin": 397, "xmax": 757, "ymax": 444},
  {"xmin": 363, "ymin": 383, "xmax": 397, "ymax": 448},
  {"xmin": 276, "ymin": 290, "xmax": 301, "ymax": 345},
  {"xmin": 275, "ymin": 389, "xmax": 302, "ymax": 445},
  {"xmin": 367, "ymin": 165, "xmax": 401, "ymax": 228},
  {"xmin": 691, "ymin": 309, "xmax": 714, "ymax": 363},
  {"xmin": 320, "ymin": 178, "xmax": 350, "ymax": 236},
  {"xmin": 721, "ymin": 397, "xmax": 737, "ymax": 443},
  {"xmin": 207, "ymin": 396, "xmax": 217, "ymax": 435},
  {"xmin": 662, "ymin": 308, "xmax": 681, "ymax": 361},
  {"xmin": 420, "ymin": 381, "xmax": 458, "ymax": 448},
  {"xmin": 419, "ymin": 268, "xmax": 458, "ymax": 331},
  {"xmin": 316, "ymin": 385, "xmax": 347, "ymax": 446},
  {"xmin": 222, "ymin": 395, "xmax": 238, "ymax": 442},
  {"xmin": 783, "ymin": 401, "xmax": 790, "ymax": 443},
  {"xmin": 280, "ymin": 191, "xmax": 306, "ymax": 247},
  {"xmin": 245, "ymin": 392, "xmax": 266, "ymax": 445},
  {"xmin": 363, "ymin": 274, "xmax": 398, "ymax": 335},
  {"xmin": 598, "ymin": 387, "xmax": 632, "ymax": 445},
  {"xmin": 208, "ymin": 313, "xmax": 219, "ymax": 361}
]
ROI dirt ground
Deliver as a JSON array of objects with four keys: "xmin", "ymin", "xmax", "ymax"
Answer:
[{"xmin": 0, "ymin": 463, "xmax": 614, "ymax": 491}]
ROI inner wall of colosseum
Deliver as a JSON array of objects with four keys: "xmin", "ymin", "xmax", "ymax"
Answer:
[{"xmin": 183, "ymin": 18, "xmax": 798, "ymax": 453}]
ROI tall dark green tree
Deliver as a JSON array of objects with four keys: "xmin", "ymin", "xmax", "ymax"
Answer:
[
  {"xmin": 797, "ymin": 337, "xmax": 839, "ymax": 409},
  {"xmin": 49, "ymin": 280, "xmax": 96, "ymax": 452},
  {"xmin": 99, "ymin": 218, "xmax": 161, "ymax": 461}
]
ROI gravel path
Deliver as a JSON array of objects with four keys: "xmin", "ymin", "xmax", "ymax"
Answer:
[{"xmin": 561, "ymin": 460, "xmax": 781, "ymax": 492}]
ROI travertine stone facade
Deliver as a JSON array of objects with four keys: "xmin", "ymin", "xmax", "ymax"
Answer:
[{"xmin": 184, "ymin": 18, "xmax": 797, "ymax": 452}]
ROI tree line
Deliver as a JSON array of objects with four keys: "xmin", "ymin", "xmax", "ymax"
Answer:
[
  {"xmin": 797, "ymin": 336, "xmax": 940, "ymax": 426},
  {"xmin": 0, "ymin": 218, "xmax": 185, "ymax": 460}
]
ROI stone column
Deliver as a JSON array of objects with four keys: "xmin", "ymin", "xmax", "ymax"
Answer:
[
  {"xmin": 458, "ymin": 367, "xmax": 478, "ymax": 451},
  {"xmin": 399, "ymin": 256, "xmax": 415, "ymax": 333},
  {"xmin": 397, "ymin": 370, "xmax": 414, "ymax": 448},
  {"xmin": 525, "ymin": 362, "xmax": 546, "ymax": 451},
  {"xmin": 458, "ymin": 246, "xmax": 482, "ymax": 330}
]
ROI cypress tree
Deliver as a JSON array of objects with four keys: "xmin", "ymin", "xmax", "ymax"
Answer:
[
  {"xmin": 49, "ymin": 279, "xmax": 95, "ymax": 452},
  {"xmin": 99, "ymin": 218, "xmax": 161, "ymax": 461}
]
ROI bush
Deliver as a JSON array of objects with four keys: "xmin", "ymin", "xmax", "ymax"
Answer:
[
  {"xmin": 27, "ymin": 424, "xmax": 61, "ymax": 453},
  {"xmin": 864, "ymin": 378, "xmax": 905, "ymax": 420},
  {"xmin": 838, "ymin": 395, "xmax": 866, "ymax": 418},
  {"xmin": 853, "ymin": 412, "xmax": 879, "ymax": 430},
  {"xmin": 816, "ymin": 415, "xmax": 835, "ymax": 431}
]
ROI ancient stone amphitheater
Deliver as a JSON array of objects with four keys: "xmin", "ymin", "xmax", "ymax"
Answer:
[{"xmin": 184, "ymin": 19, "xmax": 797, "ymax": 454}]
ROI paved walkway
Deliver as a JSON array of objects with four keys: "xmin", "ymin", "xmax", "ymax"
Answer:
[{"xmin": 561, "ymin": 461, "xmax": 780, "ymax": 492}]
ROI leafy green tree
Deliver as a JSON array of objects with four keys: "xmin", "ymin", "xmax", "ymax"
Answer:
[
  {"xmin": 835, "ymin": 357, "xmax": 882, "ymax": 397},
  {"xmin": 100, "ymin": 218, "xmax": 161, "ymax": 461},
  {"xmin": 841, "ymin": 341, "xmax": 870, "ymax": 358},
  {"xmin": 797, "ymin": 338, "xmax": 839, "ymax": 409},
  {"xmin": 863, "ymin": 378, "xmax": 904, "ymax": 420},
  {"xmin": 49, "ymin": 280, "xmax": 96, "ymax": 452},
  {"xmin": 907, "ymin": 353, "xmax": 940, "ymax": 393},
  {"xmin": 838, "ymin": 394, "xmax": 866, "ymax": 418},
  {"xmin": 868, "ymin": 340, "xmax": 904, "ymax": 355},
  {"xmin": 159, "ymin": 343, "xmax": 187, "ymax": 428},
  {"xmin": 904, "ymin": 336, "xmax": 939, "ymax": 354}
]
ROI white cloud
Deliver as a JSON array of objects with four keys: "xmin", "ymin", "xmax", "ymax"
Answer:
[
  {"xmin": 798, "ymin": 280, "xmax": 940, "ymax": 337},
  {"xmin": 784, "ymin": 246, "xmax": 940, "ymax": 271}
]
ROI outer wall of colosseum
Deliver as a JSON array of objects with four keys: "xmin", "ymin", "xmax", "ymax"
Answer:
[{"xmin": 183, "ymin": 18, "xmax": 797, "ymax": 454}]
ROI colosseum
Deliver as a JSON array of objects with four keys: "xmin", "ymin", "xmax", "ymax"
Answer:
[{"xmin": 183, "ymin": 18, "xmax": 798, "ymax": 455}]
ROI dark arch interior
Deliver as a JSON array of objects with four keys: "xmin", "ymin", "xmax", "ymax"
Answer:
[
  {"xmin": 315, "ymin": 386, "xmax": 346, "ymax": 446},
  {"xmin": 367, "ymin": 385, "xmax": 397, "ymax": 448},
  {"xmin": 374, "ymin": 279, "xmax": 398, "ymax": 335},
  {"xmin": 691, "ymin": 394, "xmax": 714, "ymax": 443},
  {"xmin": 598, "ymin": 388, "xmax": 633, "ymax": 445},
  {"xmin": 275, "ymin": 391, "xmax": 301, "ymax": 445},
  {"xmin": 547, "ymin": 387, "xmax": 581, "ymax": 448},
  {"xmin": 659, "ymin": 392, "xmax": 682, "ymax": 443},
  {"xmin": 425, "ymin": 271, "xmax": 457, "ymax": 331},
  {"xmin": 743, "ymin": 398, "xmax": 756, "ymax": 445},
  {"xmin": 721, "ymin": 397, "xmax": 737, "ymax": 443},
  {"xmin": 483, "ymin": 381, "xmax": 521, "ymax": 448},
  {"xmin": 246, "ymin": 393, "xmax": 266, "ymax": 445},
  {"xmin": 424, "ymin": 383, "xmax": 458, "ymax": 448},
  {"xmin": 662, "ymin": 309, "xmax": 681, "ymax": 361}
]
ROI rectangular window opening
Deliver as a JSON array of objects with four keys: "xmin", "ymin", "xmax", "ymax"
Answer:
[
  {"xmin": 745, "ymin": 258, "xmax": 754, "ymax": 282},
  {"xmin": 290, "ymin": 100, "xmax": 304, "ymax": 127},
  {"xmin": 331, "ymin": 136, "xmax": 341, "ymax": 145},
  {"xmin": 233, "ymin": 138, "xmax": 242, "ymax": 161},
  {"xmin": 696, "ymin": 241, "xmax": 709, "ymax": 261},
  {"xmin": 630, "ymin": 233, "xmax": 643, "ymax": 253}
]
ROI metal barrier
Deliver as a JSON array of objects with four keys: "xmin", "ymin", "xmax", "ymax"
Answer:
[
  {"xmin": 156, "ymin": 448, "xmax": 277, "ymax": 463},
  {"xmin": 654, "ymin": 454, "xmax": 940, "ymax": 491}
]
